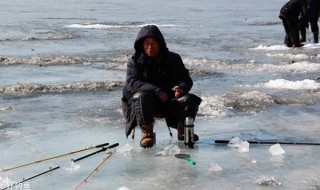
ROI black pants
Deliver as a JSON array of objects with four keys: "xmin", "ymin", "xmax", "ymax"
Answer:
[
  {"xmin": 132, "ymin": 91, "xmax": 201, "ymax": 127},
  {"xmin": 280, "ymin": 15, "xmax": 300, "ymax": 46},
  {"xmin": 309, "ymin": 14, "xmax": 319, "ymax": 33}
]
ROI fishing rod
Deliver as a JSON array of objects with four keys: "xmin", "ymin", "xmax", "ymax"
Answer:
[
  {"xmin": 1, "ymin": 166, "xmax": 60, "ymax": 190},
  {"xmin": 0, "ymin": 143, "xmax": 119, "ymax": 190},
  {"xmin": 74, "ymin": 150, "xmax": 115, "ymax": 190},
  {"xmin": 72, "ymin": 143, "xmax": 118, "ymax": 162},
  {"xmin": 1, "ymin": 142, "xmax": 110, "ymax": 173},
  {"xmin": 215, "ymin": 140, "xmax": 320, "ymax": 145}
]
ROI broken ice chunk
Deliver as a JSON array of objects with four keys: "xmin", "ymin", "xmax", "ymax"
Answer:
[
  {"xmin": 269, "ymin": 143, "xmax": 285, "ymax": 156},
  {"xmin": 238, "ymin": 141, "xmax": 249, "ymax": 153},
  {"xmin": 227, "ymin": 137, "xmax": 242, "ymax": 148},
  {"xmin": 255, "ymin": 175, "xmax": 281, "ymax": 186}
]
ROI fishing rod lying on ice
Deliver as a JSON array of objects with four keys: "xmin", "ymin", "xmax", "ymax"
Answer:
[
  {"xmin": 1, "ymin": 142, "xmax": 110, "ymax": 173},
  {"xmin": 1, "ymin": 143, "xmax": 119, "ymax": 190},
  {"xmin": 74, "ymin": 150, "xmax": 116, "ymax": 190},
  {"xmin": 215, "ymin": 140, "xmax": 320, "ymax": 145}
]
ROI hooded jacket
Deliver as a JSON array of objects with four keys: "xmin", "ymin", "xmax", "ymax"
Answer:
[
  {"xmin": 280, "ymin": 0, "xmax": 308, "ymax": 19},
  {"xmin": 121, "ymin": 25, "xmax": 193, "ymax": 137}
]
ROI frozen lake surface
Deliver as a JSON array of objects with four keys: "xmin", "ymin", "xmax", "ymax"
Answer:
[{"xmin": 1, "ymin": 0, "xmax": 320, "ymax": 189}]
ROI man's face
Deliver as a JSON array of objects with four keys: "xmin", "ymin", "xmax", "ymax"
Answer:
[{"xmin": 143, "ymin": 37, "xmax": 160, "ymax": 57}]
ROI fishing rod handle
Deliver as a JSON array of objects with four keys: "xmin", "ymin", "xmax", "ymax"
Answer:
[
  {"xmin": 72, "ymin": 143, "xmax": 119, "ymax": 163},
  {"xmin": 95, "ymin": 142, "xmax": 109, "ymax": 148}
]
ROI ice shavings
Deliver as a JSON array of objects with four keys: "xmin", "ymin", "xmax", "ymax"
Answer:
[
  {"xmin": 255, "ymin": 175, "xmax": 281, "ymax": 186},
  {"xmin": 303, "ymin": 43, "xmax": 320, "ymax": 49},
  {"xmin": 266, "ymin": 53, "xmax": 309, "ymax": 59},
  {"xmin": 198, "ymin": 95, "xmax": 228, "ymax": 117},
  {"xmin": 258, "ymin": 79, "xmax": 320, "ymax": 90},
  {"xmin": 156, "ymin": 144, "xmax": 180, "ymax": 156},
  {"xmin": 0, "ymin": 81, "xmax": 124, "ymax": 96},
  {"xmin": 258, "ymin": 61, "xmax": 320, "ymax": 73},
  {"xmin": 65, "ymin": 23, "xmax": 179, "ymax": 29},
  {"xmin": 251, "ymin": 44, "xmax": 290, "ymax": 51},
  {"xmin": 269, "ymin": 144, "xmax": 285, "ymax": 156}
]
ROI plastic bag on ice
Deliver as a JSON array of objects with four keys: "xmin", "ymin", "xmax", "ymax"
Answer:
[{"xmin": 156, "ymin": 144, "xmax": 180, "ymax": 156}]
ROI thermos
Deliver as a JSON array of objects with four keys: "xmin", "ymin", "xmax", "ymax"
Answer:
[{"xmin": 184, "ymin": 117, "xmax": 194, "ymax": 148}]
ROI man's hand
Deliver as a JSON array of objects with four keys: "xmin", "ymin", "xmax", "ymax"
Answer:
[
  {"xmin": 172, "ymin": 86, "xmax": 184, "ymax": 99},
  {"xmin": 156, "ymin": 91, "xmax": 168, "ymax": 102}
]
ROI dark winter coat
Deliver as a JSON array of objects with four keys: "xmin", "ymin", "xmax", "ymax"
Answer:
[
  {"xmin": 280, "ymin": 0, "xmax": 308, "ymax": 19},
  {"xmin": 121, "ymin": 25, "xmax": 193, "ymax": 137}
]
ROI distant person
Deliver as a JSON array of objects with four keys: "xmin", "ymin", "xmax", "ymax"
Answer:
[
  {"xmin": 121, "ymin": 25, "xmax": 202, "ymax": 148},
  {"xmin": 279, "ymin": 0, "xmax": 308, "ymax": 47},
  {"xmin": 298, "ymin": 0, "xmax": 320, "ymax": 43}
]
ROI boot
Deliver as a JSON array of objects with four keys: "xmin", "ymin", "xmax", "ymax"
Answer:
[
  {"xmin": 314, "ymin": 32, "xmax": 319, "ymax": 43},
  {"xmin": 177, "ymin": 122, "xmax": 199, "ymax": 142},
  {"xmin": 140, "ymin": 124, "xmax": 154, "ymax": 148}
]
